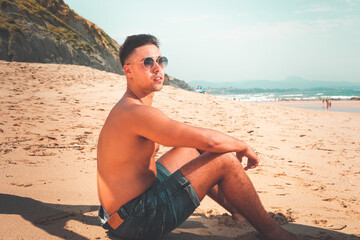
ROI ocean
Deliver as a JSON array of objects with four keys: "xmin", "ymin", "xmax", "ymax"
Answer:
[
  {"xmin": 211, "ymin": 88, "xmax": 360, "ymax": 102},
  {"xmin": 207, "ymin": 88, "xmax": 360, "ymax": 113}
]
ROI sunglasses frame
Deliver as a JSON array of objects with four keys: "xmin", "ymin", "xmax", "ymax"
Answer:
[{"xmin": 125, "ymin": 56, "xmax": 168, "ymax": 69}]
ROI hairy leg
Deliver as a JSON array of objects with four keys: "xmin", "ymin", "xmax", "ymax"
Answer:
[
  {"xmin": 179, "ymin": 152, "xmax": 296, "ymax": 240},
  {"xmin": 207, "ymin": 185, "xmax": 245, "ymax": 221},
  {"xmin": 157, "ymin": 148, "xmax": 242, "ymax": 218}
]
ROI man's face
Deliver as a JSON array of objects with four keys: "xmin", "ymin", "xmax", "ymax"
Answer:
[{"xmin": 124, "ymin": 44, "xmax": 165, "ymax": 92}]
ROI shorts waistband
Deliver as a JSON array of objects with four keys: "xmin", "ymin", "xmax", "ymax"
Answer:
[
  {"xmin": 98, "ymin": 163, "xmax": 168, "ymax": 230},
  {"xmin": 98, "ymin": 163, "xmax": 201, "ymax": 230},
  {"xmin": 99, "ymin": 204, "xmax": 128, "ymax": 230}
]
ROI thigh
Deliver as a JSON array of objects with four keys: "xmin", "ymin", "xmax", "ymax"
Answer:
[
  {"xmin": 180, "ymin": 152, "xmax": 243, "ymax": 201},
  {"xmin": 156, "ymin": 170, "xmax": 200, "ymax": 232},
  {"xmin": 157, "ymin": 147, "xmax": 200, "ymax": 174}
]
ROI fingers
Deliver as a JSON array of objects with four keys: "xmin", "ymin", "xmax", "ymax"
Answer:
[
  {"xmin": 236, "ymin": 152, "xmax": 244, "ymax": 163},
  {"xmin": 236, "ymin": 145, "xmax": 259, "ymax": 170},
  {"xmin": 244, "ymin": 164, "xmax": 257, "ymax": 171},
  {"xmin": 244, "ymin": 158, "xmax": 259, "ymax": 171}
]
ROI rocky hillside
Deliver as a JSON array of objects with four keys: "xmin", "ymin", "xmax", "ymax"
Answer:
[
  {"xmin": 164, "ymin": 74, "xmax": 193, "ymax": 91},
  {"xmin": 0, "ymin": 0, "xmax": 121, "ymax": 73}
]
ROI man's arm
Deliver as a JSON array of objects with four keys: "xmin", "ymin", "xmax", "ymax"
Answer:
[{"xmin": 127, "ymin": 105, "xmax": 258, "ymax": 169}]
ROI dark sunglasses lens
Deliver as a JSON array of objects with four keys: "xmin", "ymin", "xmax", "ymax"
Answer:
[
  {"xmin": 143, "ymin": 57, "xmax": 154, "ymax": 69},
  {"xmin": 159, "ymin": 56, "xmax": 168, "ymax": 67}
]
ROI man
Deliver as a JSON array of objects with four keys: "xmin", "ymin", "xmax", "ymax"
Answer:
[{"xmin": 97, "ymin": 34, "xmax": 296, "ymax": 240}]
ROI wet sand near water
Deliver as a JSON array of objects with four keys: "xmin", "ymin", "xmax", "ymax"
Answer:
[{"xmin": 269, "ymin": 100, "xmax": 360, "ymax": 113}]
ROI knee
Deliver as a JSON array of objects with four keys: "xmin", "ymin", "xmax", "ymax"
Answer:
[{"xmin": 218, "ymin": 152, "xmax": 244, "ymax": 171}]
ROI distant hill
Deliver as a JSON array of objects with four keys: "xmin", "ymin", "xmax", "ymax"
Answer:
[
  {"xmin": 164, "ymin": 74, "xmax": 193, "ymax": 91},
  {"xmin": 0, "ymin": 0, "xmax": 121, "ymax": 73},
  {"xmin": 189, "ymin": 76, "xmax": 360, "ymax": 89}
]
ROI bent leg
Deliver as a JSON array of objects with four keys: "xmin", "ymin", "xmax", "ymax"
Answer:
[
  {"xmin": 207, "ymin": 185, "xmax": 245, "ymax": 221},
  {"xmin": 180, "ymin": 152, "xmax": 296, "ymax": 240},
  {"xmin": 157, "ymin": 148, "xmax": 242, "ymax": 218},
  {"xmin": 157, "ymin": 147, "xmax": 199, "ymax": 174}
]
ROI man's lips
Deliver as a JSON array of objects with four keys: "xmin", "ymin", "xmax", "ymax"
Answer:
[{"xmin": 153, "ymin": 75, "xmax": 163, "ymax": 81}]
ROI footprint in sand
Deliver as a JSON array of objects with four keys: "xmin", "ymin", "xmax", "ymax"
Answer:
[
  {"xmin": 10, "ymin": 183, "xmax": 33, "ymax": 187},
  {"xmin": 274, "ymin": 172, "xmax": 287, "ymax": 177}
]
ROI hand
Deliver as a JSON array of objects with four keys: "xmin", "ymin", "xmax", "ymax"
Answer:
[{"xmin": 236, "ymin": 146, "xmax": 259, "ymax": 171}]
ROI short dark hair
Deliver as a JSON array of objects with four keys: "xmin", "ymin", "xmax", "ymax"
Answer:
[{"xmin": 119, "ymin": 34, "xmax": 159, "ymax": 67}]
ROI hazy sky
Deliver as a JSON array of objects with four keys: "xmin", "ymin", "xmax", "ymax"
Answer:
[{"xmin": 64, "ymin": 0, "xmax": 360, "ymax": 83}]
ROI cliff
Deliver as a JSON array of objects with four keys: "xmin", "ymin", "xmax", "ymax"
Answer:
[
  {"xmin": 164, "ymin": 74, "xmax": 193, "ymax": 91},
  {"xmin": 0, "ymin": 0, "xmax": 122, "ymax": 73}
]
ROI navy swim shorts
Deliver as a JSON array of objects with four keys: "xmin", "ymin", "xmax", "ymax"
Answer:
[{"xmin": 98, "ymin": 162, "xmax": 200, "ymax": 240}]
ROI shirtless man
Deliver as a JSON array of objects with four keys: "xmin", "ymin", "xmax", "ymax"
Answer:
[{"xmin": 97, "ymin": 34, "xmax": 296, "ymax": 240}]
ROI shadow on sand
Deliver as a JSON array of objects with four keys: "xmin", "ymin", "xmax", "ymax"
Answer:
[
  {"xmin": 0, "ymin": 193, "xmax": 99, "ymax": 240},
  {"xmin": 105, "ymin": 213, "xmax": 359, "ymax": 240},
  {"xmin": 1, "ymin": 193, "xmax": 359, "ymax": 240},
  {"xmin": 165, "ymin": 221, "xmax": 359, "ymax": 240}
]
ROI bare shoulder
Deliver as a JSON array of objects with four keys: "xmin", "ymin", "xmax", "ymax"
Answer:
[
  {"xmin": 104, "ymin": 99, "xmax": 168, "ymax": 131},
  {"xmin": 101, "ymin": 97, "xmax": 202, "ymax": 147},
  {"xmin": 114, "ymin": 100, "xmax": 164, "ymax": 120}
]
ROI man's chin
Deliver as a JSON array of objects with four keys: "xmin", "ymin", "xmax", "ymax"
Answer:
[{"xmin": 153, "ymin": 84, "xmax": 163, "ymax": 92}]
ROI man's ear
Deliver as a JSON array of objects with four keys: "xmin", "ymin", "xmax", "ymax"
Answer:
[{"xmin": 123, "ymin": 65, "xmax": 132, "ymax": 78}]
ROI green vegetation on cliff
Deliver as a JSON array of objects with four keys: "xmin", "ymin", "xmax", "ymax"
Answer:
[{"xmin": 0, "ymin": 0, "xmax": 121, "ymax": 73}]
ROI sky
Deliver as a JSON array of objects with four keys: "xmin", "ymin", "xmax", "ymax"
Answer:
[{"xmin": 64, "ymin": 0, "xmax": 360, "ymax": 83}]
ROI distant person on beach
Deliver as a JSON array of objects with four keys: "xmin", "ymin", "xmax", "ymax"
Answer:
[
  {"xmin": 195, "ymin": 86, "xmax": 206, "ymax": 94},
  {"xmin": 97, "ymin": 34, "xmax": 296, "ymax": 240},
  {"xmin": 328, "ymin": 100, "xmax": 332, "ymax": 110},
  {"xmin": 326, "ymin": 99, "xmax": 332, "ymax": 111}
]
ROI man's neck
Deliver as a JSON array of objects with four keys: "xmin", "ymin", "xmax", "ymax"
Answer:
[{"xmin": 126, "ymin": 87, "xmax": 154, "ymax": 106}]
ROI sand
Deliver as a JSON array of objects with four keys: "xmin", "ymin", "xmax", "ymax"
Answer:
[
  {"xmin": 0, "ymin": 60, "xmax": 359, "ymax": 240},
  {"xmin": 271, "ymin": 100, "xmax": 360, "ymax": 113}
]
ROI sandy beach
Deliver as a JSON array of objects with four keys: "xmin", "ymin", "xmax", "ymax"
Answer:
[{"xmin": 1, "ymin": 60, "xmax": 359, "ymax": 240}]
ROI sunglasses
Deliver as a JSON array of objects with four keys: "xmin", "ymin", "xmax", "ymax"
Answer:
[{"xmin": 126, "ymin": 56, "xmax": 168, "ymax": 69}]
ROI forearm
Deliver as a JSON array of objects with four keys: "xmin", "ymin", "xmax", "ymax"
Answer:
[
  {"xmin": 197, "ymin": 128, "xmax": 259, "ymax": 170},
  {"xmin": 198, "ymin": 128, "xmax": 249, "ymax": 154}
]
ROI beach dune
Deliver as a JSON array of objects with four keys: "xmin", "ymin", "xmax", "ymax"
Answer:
[{"xmin": 0, "ymin": 61, "xmax": 359, "ymax": 239}]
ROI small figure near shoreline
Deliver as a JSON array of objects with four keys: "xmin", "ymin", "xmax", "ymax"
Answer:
[
  {"xmin": 326, "ymin": 99, "xmax": 332, "ymax": 111},
  {"xmin": 196, "ymin": 86, "xmax": 206, "ymax": 94}
]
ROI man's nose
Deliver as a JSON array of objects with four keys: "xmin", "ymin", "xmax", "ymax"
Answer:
[{"xmin": 152, "ymin": 61, "xmax": 161, "ymax": 73}]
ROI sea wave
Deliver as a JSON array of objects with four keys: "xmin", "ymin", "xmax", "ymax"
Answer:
[{"xmin": 212, "ymin": 88, "xmax": 360, "ymax": 102}]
